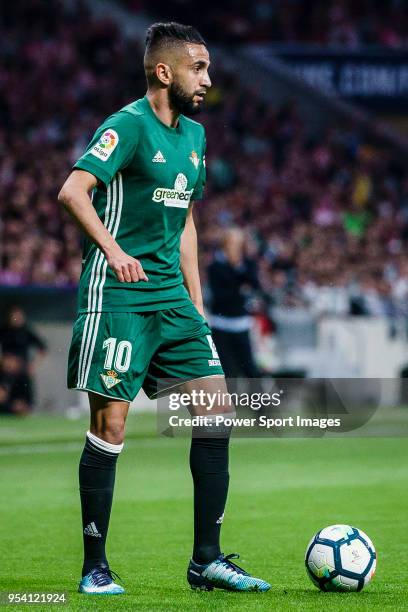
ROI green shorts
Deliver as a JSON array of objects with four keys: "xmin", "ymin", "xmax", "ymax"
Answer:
[{"xmin": 67, "ymin": 303, "xmax": 224, "ymax": 401}]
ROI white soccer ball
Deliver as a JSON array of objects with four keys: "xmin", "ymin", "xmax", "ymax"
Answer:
[{"xmin": 305, "ymin": 524, "xmax": 376, "ymax": 592}]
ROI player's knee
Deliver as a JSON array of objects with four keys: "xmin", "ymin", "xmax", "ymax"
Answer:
[{"xmin": 94, "ymin": 420, "xmax": 125, "ymax": 445}]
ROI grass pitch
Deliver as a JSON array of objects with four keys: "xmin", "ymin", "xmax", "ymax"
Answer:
[{"xmin": 0, "ymin": 413, "xmax": 407, "ymax": 611}]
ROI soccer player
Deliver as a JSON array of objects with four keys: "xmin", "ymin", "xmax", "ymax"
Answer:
[{"xmin": 58, "ymin": 22, "xmax": 270, "ymax": 595}]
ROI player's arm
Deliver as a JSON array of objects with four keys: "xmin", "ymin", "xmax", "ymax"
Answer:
[
  {"xmin": 180, "ymin": 203, "xmax": 205, "ymax": 318},
  {"xmin": 181, "ymin": 128, "xmax": 207, "ymax": 316},
  {"xmin": 58, "ymin": 169, "xmax": 148, "ymax": 283}
]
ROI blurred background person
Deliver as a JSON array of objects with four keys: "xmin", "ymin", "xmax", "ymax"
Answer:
[
  {"xmin": 207, "ymin": 227, "xmax": 266, "ymax": 378},
  {"xmin": 0, "ymin": 305, "xmax": 47, "ymax": 413},
  {"xmin": 0, "ymin": 352, "xmax": 32, "ymax": 415}
]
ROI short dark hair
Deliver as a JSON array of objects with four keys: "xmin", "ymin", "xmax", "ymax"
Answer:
[{"xmin": 145, "ymin": 22, "xmax": 206, "ymax": 53}]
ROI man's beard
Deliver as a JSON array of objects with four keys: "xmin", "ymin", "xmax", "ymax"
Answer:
[{"xmin": 169, "ymin": 81, "xmax": 202, "ymax": 116}]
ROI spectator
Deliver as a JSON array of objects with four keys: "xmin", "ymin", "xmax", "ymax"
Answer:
[
  {"xmin": 0, "ymin": 305, "xmax": 47, "ymax": 368},
  {"xmin": 0, "ymin": 305, "xmax": 47, "ymax": 412},
  {"xmin": 207, "ymin": 228, "xmax": 264, "ymax": 378},
  {"xmin": 0, "ymin": 353, "xmax": 32, "ymax": 415}
]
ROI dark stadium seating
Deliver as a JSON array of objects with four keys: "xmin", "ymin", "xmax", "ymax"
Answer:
[{"xmin": 1, "ymin": 0, "xmax": 407, "ymax": 316}]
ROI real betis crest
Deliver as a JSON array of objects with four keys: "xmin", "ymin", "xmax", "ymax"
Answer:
[
  {"xmin": 100, "ymin": 370, "xmax": 122, "ymax": 390},
  {"xmin": 189, "ymin": 150, "xmax": 200, "ymax": 169}
]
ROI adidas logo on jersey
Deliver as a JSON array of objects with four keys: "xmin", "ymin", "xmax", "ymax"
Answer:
[
  {"xmin": 152, "ymin": 150, "xmax": 166, "ymax": 163},
  {"xmin": 84, "ymin": 522, "xmax": 102, "ymax": 538}
]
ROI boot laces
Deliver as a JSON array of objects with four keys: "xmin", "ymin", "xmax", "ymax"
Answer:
[
  {"xmin": 92, "ymin": 567, "xmax": 123, "ymax": 587},
  {"xmin": 219, "ymin": 553, "xmax": 249, "ymax": 576}
]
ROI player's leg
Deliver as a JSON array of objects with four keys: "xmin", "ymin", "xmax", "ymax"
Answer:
[
  {"xmin": 184, "ymin": 375, "xmax": 270, "ymax": 592},
  {"xmin": 78, "ymin": 393, "xmax": 129, "ymax": 594},
  {"xmin": 80, "ymin": 394, "xmax": 129, "ymax": 573},
  {"xmin": 68, "ymin": 310, "xmax": 154, "ymax": 594},
  {"xmin": 183, "ymin": 376, "xmax": 233, "ymax": 565},
  {"xmin": 144, "ymin": 304, "xmax": 270, "ymax": 591}
]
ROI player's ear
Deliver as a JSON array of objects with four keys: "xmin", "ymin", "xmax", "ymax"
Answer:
[{"xmin": 155, "ymin": 63, "xmax": 173, "ymax": 86}]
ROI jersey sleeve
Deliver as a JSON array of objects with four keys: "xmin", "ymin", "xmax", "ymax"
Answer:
[
  {"xmin": 73, "ymin": 112, "xmax": 139, "ymax": 186},
  {"xmin": 191, "ymin": 130, "xmax": 207, "ymax": 201}
]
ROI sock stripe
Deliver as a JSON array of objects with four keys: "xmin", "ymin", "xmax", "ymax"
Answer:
[
  {"xmin": 86, "ymin": 439, "xmax": 117, "ymax": 458},
  {"xmin": 86, "ymin": 431, "xmax": 123, "ymax": 455}
]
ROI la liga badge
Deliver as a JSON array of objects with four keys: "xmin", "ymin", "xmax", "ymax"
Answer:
[{"xmin": 91, "ymin": 129, "xmax": 119, "ymax": 161}]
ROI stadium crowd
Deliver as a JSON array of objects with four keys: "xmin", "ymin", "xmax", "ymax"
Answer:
[
  {"xmin": 1, "ymin": 0, "xmax": 408, "ymax": 319},
  {"xmin": 126, "ymin": 0, "xmax": 408, "ymax": 48}
]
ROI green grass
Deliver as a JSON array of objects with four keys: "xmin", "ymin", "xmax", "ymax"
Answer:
[{"xmin": 0, "ymin": 414, "xmax": 407, "ymax": 610}]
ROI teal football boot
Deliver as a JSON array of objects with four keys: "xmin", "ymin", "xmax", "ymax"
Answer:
[
  {"xmin": 78, "ymin": 567, "xmax": 124, "ymax": 595},
  {"xmin": 187, "ymin": 553, "xmax": 271, "ymax": 592}
]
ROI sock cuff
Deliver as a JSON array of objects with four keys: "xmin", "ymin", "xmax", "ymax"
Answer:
[{"xmin": 86, "ymin": 431, "xmax": 124, "ymax": 455}]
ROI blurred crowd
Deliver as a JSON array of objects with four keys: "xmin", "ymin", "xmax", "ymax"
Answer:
[
  {"xmin": 197, "ymin": 89, "xmax": 408, "ymax": 318},
  {"xmin": 0, "ymin": 0, "xmax": 145, "ymax": 287},
  {"xmin": 126, "ymin": 0, "xmax": 408, "ymax": 48},
  {"xmin": 1, "ymin": 1, "xmax": 408, "ymax": 319}
]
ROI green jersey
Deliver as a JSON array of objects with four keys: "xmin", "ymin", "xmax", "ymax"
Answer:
[{"xmin": 73, "ymin": 95, "xmax": 206, "ymax": 313}]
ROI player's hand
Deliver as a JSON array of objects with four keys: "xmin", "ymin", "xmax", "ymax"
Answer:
[{"xmin": 106, "ymin": 246, "xmax": 148, "ymax": 283}]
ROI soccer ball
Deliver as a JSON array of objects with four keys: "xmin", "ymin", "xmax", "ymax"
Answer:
[{"xmin": 305, "ymin": 524, "xmax": 376, "ymax": 592}]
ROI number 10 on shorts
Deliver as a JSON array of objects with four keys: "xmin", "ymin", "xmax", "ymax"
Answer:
[{"xmin": 103, "ymin": 337, "xmax": 132, "ymax": 373}]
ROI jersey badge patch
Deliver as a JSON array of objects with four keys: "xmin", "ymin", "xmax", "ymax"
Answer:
[
  {"xmin": 100, "ymin": 370, "xmax": 122, "ymax": 390},
  {"xmin": 189, "ymin": 150, "xmax": 200, "ymax": 169},
  {"xmin": 91, "ymin": 129, "xmax": 119, "ymax": 162}
]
